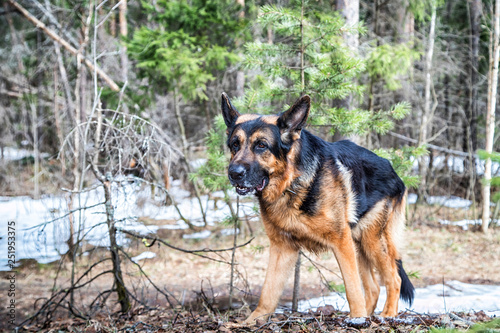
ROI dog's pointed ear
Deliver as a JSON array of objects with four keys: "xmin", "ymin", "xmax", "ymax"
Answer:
[
  {"xmin": 278, "ymin": 95, "xmax": 311, "ymax": 139},
  {"xmin": 221, "ymin": 92, "xmax": 240, "ymax": 128}
]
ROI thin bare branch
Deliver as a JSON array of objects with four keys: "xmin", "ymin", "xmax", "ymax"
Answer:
[{"xmin": 7, "ymin": 0, "xmax": 120, "ymax": 92}]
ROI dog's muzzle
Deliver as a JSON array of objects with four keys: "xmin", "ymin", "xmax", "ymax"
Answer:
[{"xmin": 228, "ymin": 164, "xmax": 268, "ymax": 195}]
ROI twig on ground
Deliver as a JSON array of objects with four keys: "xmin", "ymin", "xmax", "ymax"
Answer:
[
  {"xmin": 121, "ymin": 229, "xmax": 254, "ymax": 265},
  {"xmin": 119, "ymin": 247, "xmax": 177, "ymax": 308},
  {"xmin": 449, "ymin": 312, "xmax": 475, "ymax": 326}
]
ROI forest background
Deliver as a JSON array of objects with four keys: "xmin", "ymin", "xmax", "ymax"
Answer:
[{"xmin": 0, "ymin": 0, "xmax": 500, "ymax": 331}]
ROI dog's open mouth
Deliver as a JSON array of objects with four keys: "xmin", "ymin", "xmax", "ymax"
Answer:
[{"xmin": 235, "ymin": 178, "xmax": 267, "ymax": 196}]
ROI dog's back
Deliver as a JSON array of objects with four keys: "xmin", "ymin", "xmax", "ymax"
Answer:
[{"xmin": 300, "ymin": 133, "xmax": 406, "ymax": 220}]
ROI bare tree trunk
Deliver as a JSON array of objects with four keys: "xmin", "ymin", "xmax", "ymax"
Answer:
[
  {"xmin": 417, "ymin": 1, "xmax": 437, "ymax": 200},
  {"xmin": 31, "ymin": 30, "xmax": 43, "ymax": 199},
  {"xmin": 462, "ymin": 0, "xmax": 482, "ymax": 206},
  {"xmin": 335, "ymin": 0, "xmax": 359, "ymax": 51},
  {"xmin": 235, "ymin": 0, "xmax": 245, "ymax": 97},
  {"xmin": 291, "ymin": 252, "xmax": 301, "ymax": 312},
  {"xmin": 4, "ymin": 2, "xmax": 25, "ymax": 72},
  {"xmin": 110, "ymin": 0, "xmax": 117, "ymax": 37},
  {"xmin": 54, "ymin": 42, "xmax": 75, "ymax": 114},
  {"xmin": 267, "ymin": 26, "xmax": 274, "ymax": 44},
  {"xmin": 482, "ymin": 0, "xmax": 499, "ymax": 233},
  {"xmin": 469, "ymin": 0, "xmax": 481, "ymax": 153},
  {"xmin": 292, "ymin": 1, "xmax": 306, "ymax": 312},
  {"xmin": 228, "ymin": 197, "xmax": 239, "ymax": 309},
  {"xmin": 173, "ymin": 88, "xmax": 207, "ymax": 227},
  {"xmin": 396, "ymin": 0, "xmax": 414, "ymax": 43},
  {"xmin": 419, "ymin": 2, "xmax": 437, "ymax": 145},
  {"xmin": 89, "ymin": 162, "xmax": 131, "ymax": 313},
  {"xmin": 30, "ymin": 101, "xmax": 40, "ymax": 199},
  {"xmin": 363, "ymin": 0, "xmax": 380, "ymax": 148},
  {"xmin": 119, "ymin": 0, "xmax": 128, "ymax": 76},
  {"xmin": 334, "ymin": 0, "xmax": 360, "ymax": 144},
  {"xmin": 53, "ymin": 66, "xmax": 67, "ymax": 179},
  {"xmin": 173, "ymin": 88, "xmax": 189, "ymax": 161},
  {"xmin": 118, "ymin": 0, "xmax": 129, "ymax": 116},
  {"xmin": 104, "ymin": 179, "xmax": 131, "ymax": 312}
]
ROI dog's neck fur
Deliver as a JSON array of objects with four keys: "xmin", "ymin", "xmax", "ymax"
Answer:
[{"xmin": 259, "ymin": 130, "xmax": 321, "ymax": 203}]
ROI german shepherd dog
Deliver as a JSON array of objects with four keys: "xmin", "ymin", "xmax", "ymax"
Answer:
[{"xmin": 221, "ymin": 93, "xmax": 415, "ymax": 322}]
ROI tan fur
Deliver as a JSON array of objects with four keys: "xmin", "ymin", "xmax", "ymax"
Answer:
[
  {"xmin": 261, "ymin": 141, "xmax": 300, "ymax": 203},
  {"xmin": 262, "ymin": 115, "xmax": 279, "ymax": 125},
  {"xmin": 235, "ymin": 114, "xmax": 260, "ymax": 124},
  {"xmin": 336, "ymin": 160, "xmax": 359, "ymax": 224}
]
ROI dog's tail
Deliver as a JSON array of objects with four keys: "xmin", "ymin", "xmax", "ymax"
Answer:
[{"xmin": 396, "ymin": 259, "xmax": 415, "ymax": 306}]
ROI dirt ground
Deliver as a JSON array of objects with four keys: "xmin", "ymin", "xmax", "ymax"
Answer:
[{"xmin": 1, "ymin": 207, "xmax": 500, "ymax": 332}]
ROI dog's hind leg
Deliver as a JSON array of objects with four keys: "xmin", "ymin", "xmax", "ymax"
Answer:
[
  {"xmin": 357, "ymin": 252, "xmax": 380, "ymax": 315},
  {"xmin": 355, "ymin": 198, "xmax": 406, "ymax": 317},
  {"xmin": 331, "ymin": 231, "xmax": 367, "ymax": 317},
  {"xmin": 371, "ymin": 202, "xmax": 404, "ymax": 317},
  {"xmin": 374, "ymin": 246, "xmax": 401, "ymax": 317},
  {"xmin": 245, "ymin": 240, "xmax": 298, "ymax": 324},
  {"xmin": 358, "ymin": 230, "xmax": 401, "ymax": 317}
]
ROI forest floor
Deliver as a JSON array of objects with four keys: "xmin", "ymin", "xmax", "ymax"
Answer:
[{"xmin": 2, "ymin": 209, "xmax": 500, "ymax": 332}]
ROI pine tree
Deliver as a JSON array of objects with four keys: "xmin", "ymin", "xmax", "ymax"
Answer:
[
  {"xmin": 236, "ymin": 0, "xmax": 423, "ymax": 186},
  {"xmin": 126, "ymin": 0, "xmax": 243, "ymax": 101}
]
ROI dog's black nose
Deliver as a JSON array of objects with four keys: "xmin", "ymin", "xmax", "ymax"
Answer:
[{"xmin": 229, "ymin": 164, "xmax": 245, "ymax": 181}]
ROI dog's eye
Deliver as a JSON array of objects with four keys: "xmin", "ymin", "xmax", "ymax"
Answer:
[
  {"xmin": 256, "ymin": 142, "xmax": 267, "ymax": 150},
  {"xmin": 232, "ymin": 141, "xmax": 240, "ymax": 150}
]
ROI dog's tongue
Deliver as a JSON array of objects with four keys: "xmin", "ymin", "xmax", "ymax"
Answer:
[{"xmin": 255, "ymin": 179, "xmax": 266, "ymax": 192}]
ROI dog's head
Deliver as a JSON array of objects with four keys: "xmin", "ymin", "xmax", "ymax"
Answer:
[{"xmin": 221, "ymin": 93, "xmax": 311, "ymax": 197}]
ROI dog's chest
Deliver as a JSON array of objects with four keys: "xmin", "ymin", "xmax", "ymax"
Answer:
[
  {"xmin": 259, "ymin": 195, "xmax": 334, "ymax": 252},
  {"xmin": 260, "ymin": 193, "xmax": 329, "ymax": 237}
]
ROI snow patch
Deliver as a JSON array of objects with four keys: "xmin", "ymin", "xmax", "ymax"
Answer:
[
  {"xmin": 1, "ymin": 147, "xmax": 49, "ymax": 161},
  {"xmin": 413, "ymin": 155, "xmax": 500, "ymax": 177},
  {"xmin": 131, "ymin": 251, "xmax": 156, "ymax": 263},
  {"xmin": 0, "ymin": 178, "xmax": 258, "ymax": 269},
  {"xmin": 426, "ymin": 196, "xmax": 472, "ymax": 209},
  {"xmin": 298, "ymin": 281, "xmax": 500, "ymax": 316},
  {"xmin": 345, "ymin": 317, "xmax": 368, "ymax": 326},
  {"xmin": 438, "ymin": 218, "xmax": 499, "ymax": 230},
  {"xmin": 407, "ymin": 193, "xmax": 418, "ymax": 204},
  {"xmin": 407, "ymin": 194, "xmax": 474, "ymax": 209},
  {"xmin": 220, "ymin": 228, "xmax": 240, "ymax": 236}
]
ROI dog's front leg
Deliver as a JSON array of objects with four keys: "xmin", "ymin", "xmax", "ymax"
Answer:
[
  {"xmin": 245, "ymin": 241, "xmax": 299, "ymax": 324},
  {"xmin": 331, "ymin": 233, "xmax": 367, "ymax": 317}
]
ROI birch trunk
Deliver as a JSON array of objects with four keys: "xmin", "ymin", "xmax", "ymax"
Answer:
[
  {"xmin": 334, "ymin": 0, "xmax": 360, "ymax": 144},
  {"xmin": 235, "ymin": 0, "xmax": 245, "ymax": 97},
  {"xmin": 417, "ymin": 1, "xmax": 437, "ymax": 200},
  {"xmin": 482, "ymin": 0, "xmax": 500, "ymax": 233},
  {"xmin": 119, "ymin": 0, "xmax": 128, "ymax": 83}
]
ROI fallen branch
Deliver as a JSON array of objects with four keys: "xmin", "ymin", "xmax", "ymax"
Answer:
[
  {"xmin": 121, "ymin": 229, "xmax": 254, "ymax": 265},
  {"xmin": 123, "ymin": 229, "xmax": 253, "ymax": 253},
  {"xmin": 7, "ymin": 0, "xmax": 120, "ymax": 92}
]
